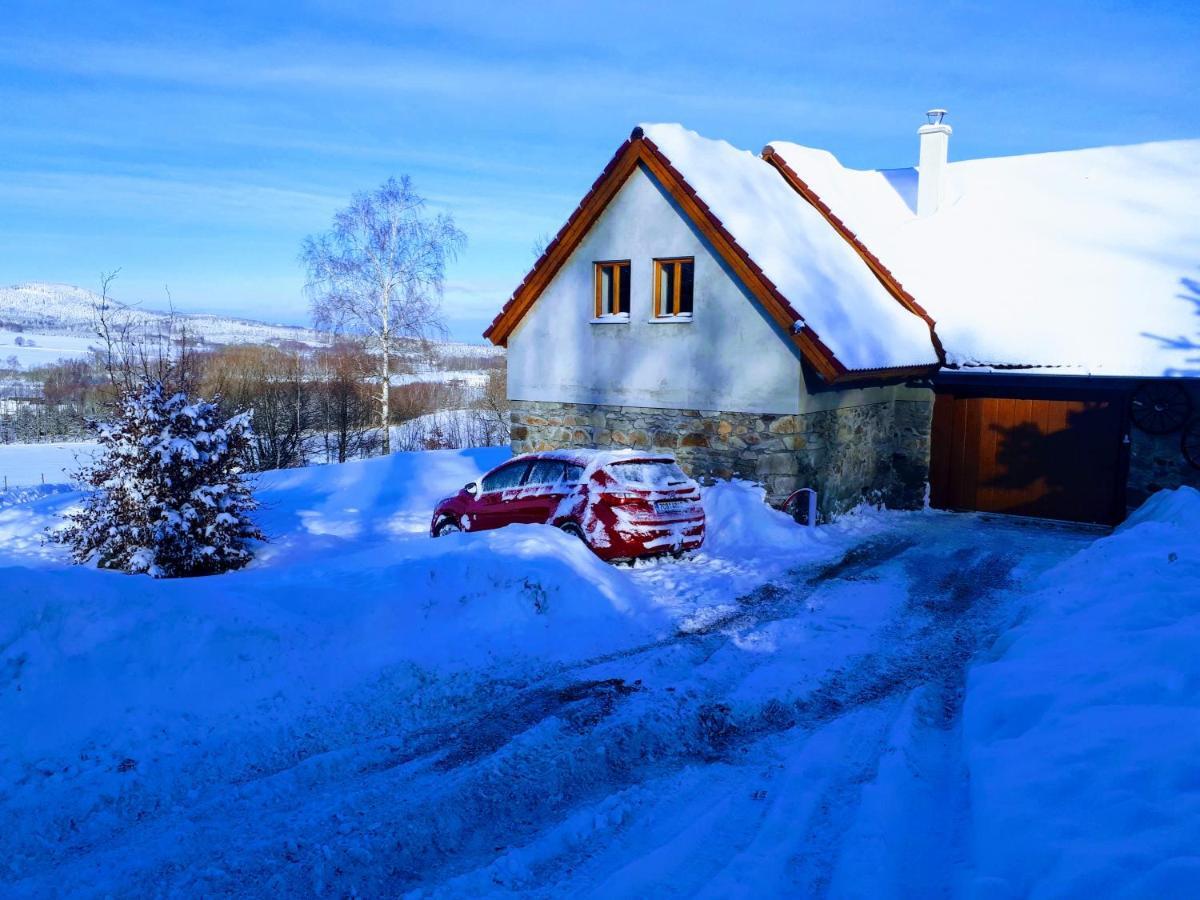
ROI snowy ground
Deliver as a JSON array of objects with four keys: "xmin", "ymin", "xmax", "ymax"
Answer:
[
  {"xmin": 0, "ymin": 441, "xmax": 96, "ymax": 488},
  {"xmin": 392, "ymin": 370, "xmax": 491, "ymax": 389},
  {"xmin": 1, "ymin": 450, "xmax": 1198, "ymax": 896},
  {"xmin": 0, "ymin": 329, "xmax": 100, "ymax": 369}
]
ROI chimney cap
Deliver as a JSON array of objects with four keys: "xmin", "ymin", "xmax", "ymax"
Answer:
[{"xmin": 925, "ymin": 108, "xmax": 948, "ymax": 125}]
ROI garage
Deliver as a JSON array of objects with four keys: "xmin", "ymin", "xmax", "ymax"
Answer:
[{"xmin": 929, "ymin": 382, "xmax": 1130, "ymax": 525}]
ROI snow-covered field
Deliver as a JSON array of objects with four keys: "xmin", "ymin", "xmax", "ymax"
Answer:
[
  {"xmin": 392, "ymin": 369, "xmax": 493, "ymax": 389},
  {"xmin": 962, "ymin": 489, "xmax": 1200, "ymax": 895},
  {"xmin": 1, "ymin": 450, "xmax": 1197, "ymax": 896},
  {"xmin": 0, "ymin": 330, "xmax": 101, "ymax": 369},
  {"xmin": 0, "ymin": 441, "xmax": 96, "ymax": 488}
]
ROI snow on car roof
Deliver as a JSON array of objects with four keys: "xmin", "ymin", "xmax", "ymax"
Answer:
[
  {"xmin": 766, "ymin": 137, "xmax": 1200, "ymax": 378},
  {"xmin": 640, "ymin": 123, "xmax": 941, "ymax": 373},
  {"xmin": 520, "ymin": 448, "xmax": 678, "ymax": 479},
  {"xmin": 526, "ymin": 447, "xmax": 673, "ymax": 464}
]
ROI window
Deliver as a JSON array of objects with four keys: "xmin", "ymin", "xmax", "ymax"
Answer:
[
  {"xmin": 526, "ymin": 459, "xmax": 566, "ymax": 486},
  {"xmin": 481, "ymin": 461, "xmax": 530, "ymax": 493},
  {"xmin": 609, "ymin": 460, "xmax": 690, "ymax": 487},
  {"xmin": 653, "ymin": 258, "xmax": 694, "ymax": 318},
  {"xmin": 594, "ymin": 260, "xmax": 630, "ymax": 318},
  {"xmin": 526, "ymin": 459, "xmax": 586, "ymax": 486}
]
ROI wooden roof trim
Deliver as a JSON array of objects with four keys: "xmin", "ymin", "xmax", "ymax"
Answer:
[
  {"xmin": 483, "ymin": 136, "xmax": 641, "ymax": 344},
  {"xmin": 760, "ymin": 145, "xmax": 947, "ymax": 367},
  {"xmin": 824, "ymin": 362, "xmax": 940, "ymax": 383}
]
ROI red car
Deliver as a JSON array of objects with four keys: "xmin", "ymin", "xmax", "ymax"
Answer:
[{"xmin": 430, "ymin": 450, "xmax": 705, "ymax": 562}]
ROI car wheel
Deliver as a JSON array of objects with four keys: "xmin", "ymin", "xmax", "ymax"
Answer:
[
  {"xmin": 434, "ymin": 518, "xmax": 462, "ymax": 537},
  {"xmin": 559, "ymin": 521, "xmax": 587, "ymax": 542}
]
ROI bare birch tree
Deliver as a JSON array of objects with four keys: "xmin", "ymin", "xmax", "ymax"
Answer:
[{"xmin": 300, "ymin": 176, "xmax": 465, "ymax": 455}]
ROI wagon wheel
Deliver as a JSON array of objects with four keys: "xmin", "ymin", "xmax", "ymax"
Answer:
[
  {"xmin": 1130, "ymin": 381, "xmax": 1192, "ymax": 434},
  {"xmin": 1183, "ymin": 419, "xmax": 1200, "ymax": 471}
]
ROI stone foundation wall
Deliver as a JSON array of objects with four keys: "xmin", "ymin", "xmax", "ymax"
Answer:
[
  {"xmin": 509, "ymin": 396, "xmax": 933, "ymax": 520},
  {"xmin": 1127, "ymin": 381, "xmax": 1200, "ymax": 508}
]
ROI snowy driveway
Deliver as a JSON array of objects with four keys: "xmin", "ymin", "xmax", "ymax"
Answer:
[
  {"xmin": 377, "ymin": 516, "xmax": 1092, "ymax": 897},
  {"xmin": 1, "ymin": 456, "xmax": 1101, "ymax": 898}
]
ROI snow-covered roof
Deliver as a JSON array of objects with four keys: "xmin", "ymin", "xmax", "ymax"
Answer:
[
  {"xmin": 766, "ymin": 138, "xmax": 1200, "ymax": 378},
  {"xmin": 489, "ymin": 123, "xmax": 1199, "ymax": 380},
  {"xmin": 640, "ymin": 124, "xmax": 940, "ymax": 372}
]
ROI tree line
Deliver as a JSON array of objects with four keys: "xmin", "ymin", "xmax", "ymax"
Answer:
[{"xmin": 0, "ymin": 339, "xmax": 507, "ymax": 465}]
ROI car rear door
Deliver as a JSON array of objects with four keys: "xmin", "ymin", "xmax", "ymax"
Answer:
[
  {"xmin": 517, "ymin": 460, "xmax": 584, "ymax": 524},
  {"xmin": 471, "ymin": 460, "xmax": 532, "ymax": 531}
]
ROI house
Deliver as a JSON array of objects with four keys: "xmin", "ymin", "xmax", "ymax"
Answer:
[{"xmin": 484, "ymin": 115, "xmax": 1200, "ymax": 525}]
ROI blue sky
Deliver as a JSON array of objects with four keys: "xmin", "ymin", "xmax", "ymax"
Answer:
[{"xmin": 2, "ymin": 1, "xmax": 1197, "ymax": 342}]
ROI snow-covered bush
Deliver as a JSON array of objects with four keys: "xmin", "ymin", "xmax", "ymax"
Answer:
[{"xmin": 53, "ymin": 381, "xmax": 264, "ymax": 577}]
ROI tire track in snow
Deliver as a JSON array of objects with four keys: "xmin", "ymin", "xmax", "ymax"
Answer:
[
  {"xmin": 478, "ymin": 532, "xmax": 1053, "ymax": 895},
  {"xmin": 373, "ymin": 538, "xmax": 1029, "ymax": 894},
  {"xmin": 787, "ymin": 549, "xmax": 1020, "ymax": 896}
]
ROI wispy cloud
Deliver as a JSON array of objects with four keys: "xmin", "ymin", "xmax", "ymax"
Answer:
[
  {"xmin": 1, "ymin": 0, "xmax": 1196, "ymax": 341},
  {"xmin": 0, "ymin": 33, "xmax": 845, "ymax": 123},
  {"xmin": 0, "ymin": 170, "xmax": 343, "ymax": 226}
]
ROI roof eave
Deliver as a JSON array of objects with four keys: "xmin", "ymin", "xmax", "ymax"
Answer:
[
  {"xmin": 760, "ymin": 145, "xmax": 948, "ymax": 370},
  {"xmin": 827, "ymin": 362, "xmax": 941, "ymax": 384}
]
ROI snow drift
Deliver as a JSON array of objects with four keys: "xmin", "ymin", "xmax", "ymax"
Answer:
[{"xmin": 963, "ymin": 486, "xmax": 1200, "ymax": 896}]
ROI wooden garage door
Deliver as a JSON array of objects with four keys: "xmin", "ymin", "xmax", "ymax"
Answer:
[{"xmin": 930, "ymin": 393, "xmax": 1127, "ymax": 524}]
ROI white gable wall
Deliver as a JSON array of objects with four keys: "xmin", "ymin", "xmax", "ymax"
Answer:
[{"xmin": 507, "ymin": 165, "xmax": 805, "ymax": 415}]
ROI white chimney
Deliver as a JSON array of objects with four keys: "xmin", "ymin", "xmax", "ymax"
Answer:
[{"xmin": 917, "ymin": 108, "xmax": 951, "ymax": 217}]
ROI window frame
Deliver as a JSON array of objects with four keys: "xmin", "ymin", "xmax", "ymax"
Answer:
[
  {"xmin": 652, "ymin": 257, "xmax": 695, "ymax": 321},
  {"xmin": 592, "ymin": 259, "xmax": 631, "ymax": 321}
]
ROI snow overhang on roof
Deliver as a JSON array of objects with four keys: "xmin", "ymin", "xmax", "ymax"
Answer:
[
  {"xmin": 485, "ymin": 124, "xmax": 942, "ymax": 384},
  {"xmin": 764, "ymin": 136, "xmax": 1200, "ymax": 379}
]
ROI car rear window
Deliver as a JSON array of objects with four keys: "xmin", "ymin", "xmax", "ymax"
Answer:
[{"xmin": 608, "ymin": 460, "xmax": 690, "ymax": 488}]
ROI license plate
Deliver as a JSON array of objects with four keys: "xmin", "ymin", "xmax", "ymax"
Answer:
[{"xmin": 655, "ymin": 499, "xmax": 691, "ymax": 513}]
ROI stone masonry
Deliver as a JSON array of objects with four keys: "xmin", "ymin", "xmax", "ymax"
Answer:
[
  {"xmin": 1127, "ymin": 380, "xmax": 1200, "ymax": 508},
  {"xmin": 509, "ymin": 397, "xmax": 933, "ymax": 520}
]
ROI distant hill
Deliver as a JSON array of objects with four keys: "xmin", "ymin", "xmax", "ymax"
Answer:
[
  {"xmin": 0, "ymin": 282, "xmax": 325, "ymax": 348},
  {"xmin": 0, "ymin": 282, "xmax": 503, "ymax": 370}
]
